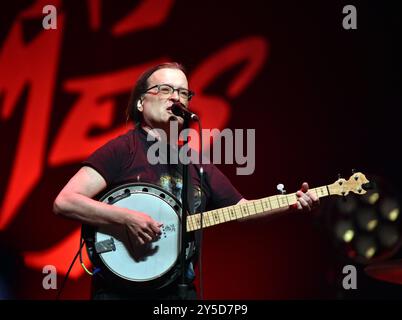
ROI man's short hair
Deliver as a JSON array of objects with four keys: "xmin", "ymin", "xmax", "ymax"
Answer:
[{"xmin": 126, "ymin": 62, "xmax": 188, "ymax": 127}]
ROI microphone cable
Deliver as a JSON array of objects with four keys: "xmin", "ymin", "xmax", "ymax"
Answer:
[{"xmin": 56, "ymin": 236, "xmax": 85, "ymax": 300}]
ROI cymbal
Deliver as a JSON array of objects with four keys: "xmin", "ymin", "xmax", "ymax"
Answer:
[{"xmin": 364, "ymin": 259, "xmax": 402, "ymax": 285}]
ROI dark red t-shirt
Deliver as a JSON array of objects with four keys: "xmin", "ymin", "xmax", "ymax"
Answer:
[{"xmin": 82, "ymin": 127, "xmax": 243, "ymax": 213}]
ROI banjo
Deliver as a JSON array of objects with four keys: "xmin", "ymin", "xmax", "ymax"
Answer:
[{"xmin": 83, "ymin": 172, "xmax": 370, "ymax": 291}]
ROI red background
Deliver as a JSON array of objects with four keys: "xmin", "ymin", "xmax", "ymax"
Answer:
[{"xmin": 0, "ymin": 0, "xmax": 401, "ymax": 299}]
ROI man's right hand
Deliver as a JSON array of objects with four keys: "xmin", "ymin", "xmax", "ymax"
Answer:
[
  {"xmin": 124, "ymin": 211, "xmax": 163, "ymax": 245},
  {"xmin": 54, "ymin": 166, "xmax": 163, "ymax": 246}
]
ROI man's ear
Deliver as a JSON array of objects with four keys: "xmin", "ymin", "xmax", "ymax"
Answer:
[{"xmin": 137, "ymin": 99, "xmax": 143, "ymax": 111}]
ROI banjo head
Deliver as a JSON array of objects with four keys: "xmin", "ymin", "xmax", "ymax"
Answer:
[{"xmin": 83, "ymin": 183, "xmax": 194, "ymax": 291}]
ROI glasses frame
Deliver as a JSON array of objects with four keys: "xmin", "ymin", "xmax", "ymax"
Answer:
[{"xmin": 143, "ymin": 84, "xmax": 195, "ymax": 101}]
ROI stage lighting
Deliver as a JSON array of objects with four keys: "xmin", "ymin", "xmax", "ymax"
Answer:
[
  {"xmin": 355, "ymin": 235, "xmax": 377, "ymax": 259},
  {"xmin": 326, "ymin": 173, "xmax": 402, "ymax": 264},
  {"xmin": 380, "ymin": 197, "xmax": 400, "ymax": 222},
  {"xmin": 334, "ymin": 220, "xmax": 355, "ymax": 243},
  {"xmin": 355, "ymin": 207, "xmax": 378, "ymax": 231}
]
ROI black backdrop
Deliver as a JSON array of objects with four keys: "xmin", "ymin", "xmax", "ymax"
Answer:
[{"xmin": 0, "ymin": 0, "xmax": 401, "ymax": 299}]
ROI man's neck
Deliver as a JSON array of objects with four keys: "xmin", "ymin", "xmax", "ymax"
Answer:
[{"xmin": 141, "ymin": 123, "xmax": 180, "ymax": 147}]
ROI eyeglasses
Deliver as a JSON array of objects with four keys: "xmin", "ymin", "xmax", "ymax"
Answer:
[{"xmin": 144, "ymin": 84, "xmax": 195, "ymax": 101}]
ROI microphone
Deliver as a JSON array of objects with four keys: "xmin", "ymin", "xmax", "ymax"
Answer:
[{"xmin": 171, "ymin": 102, "xmax": 199, "ymax": 121}]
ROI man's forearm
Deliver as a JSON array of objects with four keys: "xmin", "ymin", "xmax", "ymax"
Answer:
[{"xmin": 53, "ymin": 192, "xmax": 129, "ymax": 227}]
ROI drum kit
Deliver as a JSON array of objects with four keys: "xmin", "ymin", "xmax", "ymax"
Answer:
[{"xmin": 365, "ymin": 259, "xmax": 402, "ymax": 285}]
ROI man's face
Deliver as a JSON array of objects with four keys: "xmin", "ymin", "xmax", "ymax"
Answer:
[{"xmin": 140, "ymin": 68, "xmax": 189, "ymax": 129}]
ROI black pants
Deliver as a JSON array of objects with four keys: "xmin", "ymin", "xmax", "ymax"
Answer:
[{"xmin": 91, "ymin": 276, "xmax": 198, "ymax": 300}]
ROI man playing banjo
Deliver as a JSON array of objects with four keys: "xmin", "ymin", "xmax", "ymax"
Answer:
[{"xmin": 53, "ymin": 62, "xmax": 319, "ymax": 300}]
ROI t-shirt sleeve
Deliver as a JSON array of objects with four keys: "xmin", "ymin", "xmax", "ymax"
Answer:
[
  {"xmin": 206, "ymin": 164, "xmax": 243, "ymax": 209},
  {"xmin": 82, "ymin": 133, "xmax": 134, "ymax": 186}
]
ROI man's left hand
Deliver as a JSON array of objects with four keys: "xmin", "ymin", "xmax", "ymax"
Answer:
[{"xmin": 293, "ymin": 182, "xmax": 320, "ymax": 212}]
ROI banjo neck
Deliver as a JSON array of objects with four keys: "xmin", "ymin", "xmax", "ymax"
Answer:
[
  {"xmin": 186, "ymin": 187, "xmax": 329, "ymax": 232},
  {"xmin": 187, "ymin": 172, "xmax": 371, "ymax": 232}
]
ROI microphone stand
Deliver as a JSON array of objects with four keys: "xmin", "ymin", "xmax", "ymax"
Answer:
[
  {"xmin": 173, "ymin": 102, "xmax": 202, "ymax": 300},
  {"xmin": 178, "ymin": 116, "xmax": 190, "ymax": 300}
]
